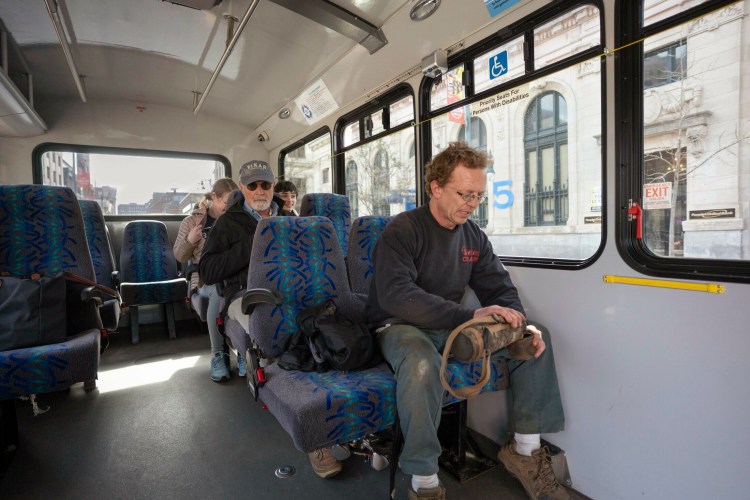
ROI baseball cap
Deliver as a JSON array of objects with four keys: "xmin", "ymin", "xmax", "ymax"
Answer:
[{"xmin": 239, "ymin": 160, "xmax": 275, "ymax": 185}]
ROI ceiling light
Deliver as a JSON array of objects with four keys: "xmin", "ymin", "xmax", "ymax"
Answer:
[
  {"xmin": 410, "ymin": 0, "xmax": 441, "ymax": 21},
  {"xmin": 278, "ymin": 107, "xmax": 291, "ymax": 119}
]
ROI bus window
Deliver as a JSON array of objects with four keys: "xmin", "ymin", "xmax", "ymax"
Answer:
[
  {"xmin": 429, "ymin": 65, "xmax": 467, "ymax": 112},
  {"xmin": 473, "ymin": 38, "xmax": 525, "ymax": 95},
  {"xmin": 534, "ymin": 5, "xmax": 602, "ymax": 69},
  {"xmin": 279, "ymin": 128, "xmax": 333, "ymax": 199},
  {"xmin": 644, "ymin": 0, "xmax": 712, "ymax": 26},
  {"xmin": 618, "ymin": 0, "xmax": 750, "ymax": 281},
  {"xmin": 424, "ymin": 3, "xmax": 604, "ymax": 263},
  {"xmin": 336, "ymin": 86, "xmax": 416, "ymax": 219},
  {"xmin": 35, "ymin": 145, "xmax": 228, "ymax": 216}
]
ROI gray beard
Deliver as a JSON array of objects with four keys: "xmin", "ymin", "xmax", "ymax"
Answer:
[{"xmin": 250, "ymin": 198, "xmax": 272, "ymax": 213}]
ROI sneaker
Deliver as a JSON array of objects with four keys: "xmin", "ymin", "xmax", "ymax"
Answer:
[
  {"xmin": 407, "ymin": 483, "xmax": 446, "ymax": 500},
  {"xmin": 498, "ymin": 442, "xmax": 570, "ymax": 500},
  {"xmin": 308, "ymin": 447, "xmax": 342, "ymax": 479},
  {"xmin": 237, "ymin": 350, "xmax": 247, "ymax": 377},
  {"xmin": 210, "ymin": 352, "xmax": 230, "ymax": 382}
]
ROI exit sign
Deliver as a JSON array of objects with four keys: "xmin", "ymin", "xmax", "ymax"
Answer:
[{"xmin": 643, "ymin": 182, "xmax": 672, "ymax": 210}]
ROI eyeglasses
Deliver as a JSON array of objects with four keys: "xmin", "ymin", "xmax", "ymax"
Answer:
[
  {"xmin": 247, "ymin": 181, "xmax": 272, "ymax": 191},
  {"xmin": 454, "ymin": 189, "xmax": 487, "ymax": 204}
]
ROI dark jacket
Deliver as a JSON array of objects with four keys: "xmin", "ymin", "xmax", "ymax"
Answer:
[{"xmin": 199, "ymin": 190, "xmax": 292, "ymax": 295}]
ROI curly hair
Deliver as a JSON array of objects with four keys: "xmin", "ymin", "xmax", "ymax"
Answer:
[{"xmin": 424, "ymin": 142, "xmax": 488, "ymax": 197}]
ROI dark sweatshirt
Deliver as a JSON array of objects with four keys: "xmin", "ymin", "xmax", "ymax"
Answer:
[
  {"xmin": 365, "ymin": 203, "xmax": 524, "ymax": 330},
  {"xmin": 199, "ymin": 190, "xmax": 290, "ymax": 293}
]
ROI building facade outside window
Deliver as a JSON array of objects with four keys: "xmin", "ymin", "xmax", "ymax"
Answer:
[
  {"xmin": 523, "ymin": 91, "xmax": 569, "ymax": 227},
  {"xmin": 643, "ymin": 40, "xmax": 687, "ymax": 89},
  {"xmin": 426, "ymin": 3, "xmax": 602, "ymax": 260}
]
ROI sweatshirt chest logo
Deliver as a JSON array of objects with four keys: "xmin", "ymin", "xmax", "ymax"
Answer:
[{"xmin": 461, "ymin": 246, "xmax": 480, "ymax": 263}]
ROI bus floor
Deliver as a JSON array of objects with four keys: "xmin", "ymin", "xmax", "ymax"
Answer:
[{"xmin": 0, "ymin": 322, "xmax": 575, "ymax": 500}]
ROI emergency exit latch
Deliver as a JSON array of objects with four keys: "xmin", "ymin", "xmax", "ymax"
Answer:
[{"xmin": 627, "ymin": 199, "xmax": 643, "ymax": 239}]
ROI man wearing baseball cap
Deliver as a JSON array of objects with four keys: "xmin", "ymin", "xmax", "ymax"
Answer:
[{"xmin": 200, "ymin": 160, "xmax": 293, "ymax": 377}]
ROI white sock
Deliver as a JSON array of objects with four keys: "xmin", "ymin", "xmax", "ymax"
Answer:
[
  {"xmin": 514, "ymin": 433, "xmax": 541, "ymax": 456},
  {"xmin": 412, "ymin": 474, "xmax": 440, "ymax": 491}
]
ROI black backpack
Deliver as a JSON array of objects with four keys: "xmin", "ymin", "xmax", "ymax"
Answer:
[{"xmin": 278, "ymin": 299, "xmax": 382, "ymax": 372}]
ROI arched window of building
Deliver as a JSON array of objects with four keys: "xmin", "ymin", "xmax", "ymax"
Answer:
[
  {"xmin": 458, "ymin": 117, "xmax": 489, "ymax": 227},
  {"xmin": 524, "ymin": 91, "xmax": 569, "ymax": 226},
  {"xmin": 458, "ymin": 117, "xmax": 488, "ymax": 151}
]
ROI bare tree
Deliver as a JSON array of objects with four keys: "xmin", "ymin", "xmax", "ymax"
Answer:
[
  {"xmin": 643, "ymin": 41, "xmax": 750, "ymax": 256},
  {"xmin": 346, "ymin": 141, "xmax": 411, "ymax": 217}
]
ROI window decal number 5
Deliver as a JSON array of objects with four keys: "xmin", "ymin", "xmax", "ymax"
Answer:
[{"xmin": 494, "ymin": 179, "xmax": 514, "ymax": 209}]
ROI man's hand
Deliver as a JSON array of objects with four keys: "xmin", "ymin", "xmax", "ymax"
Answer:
[
  {"xmin": 526, "ymin": 324, "xmax": 546, "ymax": 358},
  {"xmin": 473, "ymin": 305, "xmax": 525, "ymax": 328}
]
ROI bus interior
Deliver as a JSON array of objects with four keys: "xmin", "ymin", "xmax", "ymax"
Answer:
[{"xmin": 0, "ymin": 0, "xmax": 749, "ymax": 498}]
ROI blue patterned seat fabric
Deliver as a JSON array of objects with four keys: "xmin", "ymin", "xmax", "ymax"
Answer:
[
  {"xmin": 119, "ymin": 220, "xmax": 188, "ymax": 343},
  {"xmin": 78, "ymin": 200, "xmax": 118, "ymax": 288},
  {"xmin": 119, "ymin": 220, "xmax": 187, "ymax": 305},
  {"xmin": 346, "ymin": 215, "xmax": 394, "ymax": 297},
  {"xmin": 78, "ymin": 199, "xmax": 120, "ymax": 331},
  {"xmin": 245, "ymin": 215, "xmax": 507, "ymax": 453},
  {"xmin": 299, "ymin": 193, "xmax": 352, "ymax": 257},
  {"xmin": 245, "ymin": 216, "xmax": 393, "ymax": 451},
  {"xmin": 0, "ymin": 185, "xmax": 100, "ymax": 400}
]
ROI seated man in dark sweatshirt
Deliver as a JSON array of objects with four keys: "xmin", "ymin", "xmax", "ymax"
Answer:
[{"xmin": 365, "ymin": 142, "xmax": 568, "ymax": 500}]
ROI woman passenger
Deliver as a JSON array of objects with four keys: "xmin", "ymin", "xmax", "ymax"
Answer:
[{"xmin": 173, "ymin": 178, "xmax": 238, "ymax": 381}]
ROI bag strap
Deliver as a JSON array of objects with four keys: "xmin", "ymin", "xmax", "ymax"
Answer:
[
  {"xmin": 439, "ymin": 315, "xmax": 502, "ymax": 400},
  {"xmin": 63, "ymin": 271, "xmax": 120, "ymax": 300}
]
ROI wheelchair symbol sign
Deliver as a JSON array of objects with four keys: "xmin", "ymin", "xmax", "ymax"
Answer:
[{"xmin": 489, "ymin": 51, "xmax": 508, "ymax": 80}]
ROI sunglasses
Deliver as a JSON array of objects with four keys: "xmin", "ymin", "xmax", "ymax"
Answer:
[{"xmin": 247, "ymin": 181, "xmax": 272, "ymax": 191}]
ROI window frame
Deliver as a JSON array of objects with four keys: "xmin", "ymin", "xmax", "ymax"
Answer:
[
  {"xmin": 32, "ymin": 142, "xmax": 230, "ymax": 222},
  {"xmin": 278, "ymin": 126, "xmax": 333, "ymax": 191},
  {"xmin": 615, "ymin": 0, "xmax": 750, "ymax": 283},
  {"xmin": 418, "ymin": 0, "xmax": 606, "ymax": 269},
  {"xmin": 333, "ymin": 84, "xmax": 417, "ymax": 201}
]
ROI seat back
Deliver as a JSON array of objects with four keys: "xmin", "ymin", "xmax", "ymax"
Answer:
[
  {"xmin": 0, "ymin": 185, "xmax": 95, "ymax": 281},
  {"xmin": 78, "ymin": 200, "xmax": 117, "ymax": 288},
  {"xmin": 346, "ymin": 215, "xmax": 394, "ymax": 295},
  {"xmin": 119, "ymin": 220, "xmax": 179, "ymax": 283},
  {"xmin": 247, "ymin": 216, "xmax": 356, "ymax": 357},
  {"xmin": 0, "ymin": 185, "xmax": 101, "ymax": 399},
  {"xmin": 299, "ymin": 193, "xmax": 352, "ymax": 257}
]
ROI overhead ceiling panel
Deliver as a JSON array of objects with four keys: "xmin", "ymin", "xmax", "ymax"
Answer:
[{"xmin": 0, "ymin": 0, "xmax": 409, "ymax": 130}]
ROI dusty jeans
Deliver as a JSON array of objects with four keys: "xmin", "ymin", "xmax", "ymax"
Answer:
[{"xmin": 376, "ymin": 322, "xmax": 564, "ymax": 476}]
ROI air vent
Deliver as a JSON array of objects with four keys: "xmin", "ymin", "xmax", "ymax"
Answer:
[{"xmin": 164, "ymin": 0, "xmax": 223, "ymax": 10}]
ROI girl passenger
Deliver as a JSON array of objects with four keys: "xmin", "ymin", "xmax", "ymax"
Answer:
[
  {"xmin": 274, "ymin": 180, "xmax": 299, "ymax": 216},
  {"xmin": 173, "ymin": 178, "xmax": 238, "ymax": 381}
]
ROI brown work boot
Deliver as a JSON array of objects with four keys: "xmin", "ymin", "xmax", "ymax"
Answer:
[
  {"xmin": 308, "ymin": 447, "xmax": 342, "ymax": 479},
  {"xmin": 407, "ymin": 482, "xmax": 446, "ymax": 500},
  {"xmin": 498, "ymin": 442, "xmax": 570, "ymax": 500}
]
